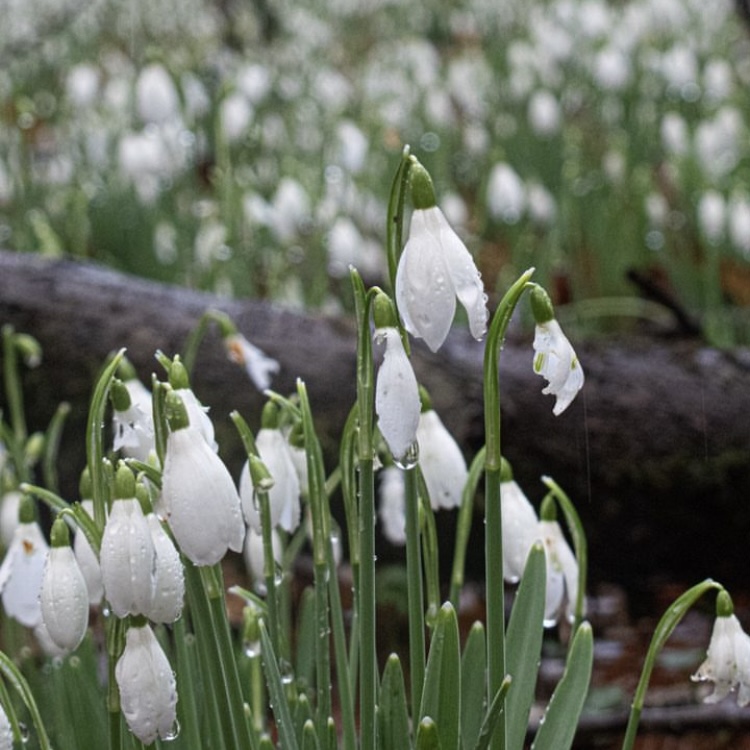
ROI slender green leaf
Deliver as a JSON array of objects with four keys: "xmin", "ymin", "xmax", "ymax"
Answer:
[
  {"xmin": 295, "ymin": 587, "xmax": 317, "ymax": 689},
  {"xmin": 419, "ymin": 603, "xmax": 460, "ymax": 750},
  {"xmin": 260, "ymin": 621, "xmax": 299, "ymax": 750},
  {"xmin": 302, "ymin": 720, "xmax": 321, "ymax": 750},
  {"xmin": 472, "ymin": 676, "xmax": 513, "ymax": 750},
  {"xmin": 505, "ymin": 543, "xmax": 546, "ymax": 750},
  {"xmin": 415, "ymin": 718, "xmax": 441, "ymax": 750},
  {"xmin": 531, "ymin": 622, "xmax": 594, "ymax": 750},
  {"xmin": 294, "ymin": 695, "xmax": 313, "ymax": 746},
  {"xmin": 460, "ymin": 622, "xmax": 486, "ymax": 750},
  {"xmin": 378, "ymin": 654, "xmax": 411, "ymax": 750}
]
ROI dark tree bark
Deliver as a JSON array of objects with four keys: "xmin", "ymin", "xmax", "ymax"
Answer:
[{"xmin": 1, "ymin": 249, "xmax": 749, "ymax": 595}]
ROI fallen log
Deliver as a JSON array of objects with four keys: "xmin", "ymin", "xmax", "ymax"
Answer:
[{"xmin": 1, "ymin": 249, "xmax": 749, "ymax": 595}]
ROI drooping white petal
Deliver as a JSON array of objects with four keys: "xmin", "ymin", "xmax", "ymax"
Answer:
[
  {"xmin": 0, "ymin": 521, "xmax": 48, "ymax": 627},
  {"xmin": 40, "ymin": 546, "xmax": 89, "ymax": 652},
  {"xmin": 225, "ymin": 333, "xmax": 280, "ymax": 391},
  {"xmin": 116, "ymin": 624, "xmax": 178, "ymax": 744},
  {"xmin": 540, "ymin": 519, "xmax": 581, "ymax": 624},
  {"xmin": 500, "ymin": 481, "xmax": 540, "ymax": 583},
  {"xmin": 243, "ymin": 527, "xmax": 282, "ymax": 591},
  {"xmin": 162, "ymin": 426, "xmax": 245, "ymax": 566},
  {"xmin": 100, "ymin": 499, "xmax": 155, "ymax": 618},
  {"xmin": 375, "ymin": 328, "xmax": 421, "ymax": 461},
  {"xmin": 416, "ymin": 410, "xmax": 467, "ymax": 510},
  {"xmin": 396, "ymin": 210, "xmax": 457, "ymax": 352},
  {"xmin": 378, "ymin": 466, "xmax": 406, "ymax": 546},
  {"xmin": 144, "ymin": 515, "xmax": 184, "ymax": 624},
  {"xmin": 74, "ymin": 499, "xmax": 104, "ymax": 604},
  {"xmin": 113, "ymin": 380, "xmax": 155, "ymax": 462},
  {"xmin": 533, "ymin": 319, "xmax": 584, "ymax": 416},
  {"xmin": 736, "ymin": 629, "xmax": 750, "ymax": 707}
]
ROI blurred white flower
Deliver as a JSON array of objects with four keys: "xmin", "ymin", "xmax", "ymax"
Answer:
[
  {"xmin": 660, "ymin": 44, "xmax": 698, "ymax": 90},
  {"xmin": 645, "ymin": 192, "xmax": 669, "ymax": 227},
  {"xmin": 698, "ymin": 191, "xmax": 726, "ymax": 244},
  {"xmin": 533, "ymin": 319, "xmax": 584, "ymax": 416},
  {"xmin": 593, "ymin": 47, "xmax": 631, "ymax": 91},
  {"xmin": 374, "ymin": 327, "xmax": 421, "ymax": 462},
  {"xmin": 378, "ymin": 466, "xmax": 406, "ymax": 546},
  {"xmin": 703, "ymin": 59, "xmax": 734, "ymax": 102},
  {"xmin": 327, "ymin": 217, "xmax": 383, "ymax": 279},
  {"xmin": 528, "ymin": 90, "xmax": 561, "ymax": 137},
  {"xmin": 661, "ymin": 112, "xmax": 689, "ymax": 156},
  {"xmin": 396, "ymin": 206, "xmax": 488, "ymax": 352},
  {"xmin": 694, "ymin": 107, "xmax": 743, "ymax": 180},
  {"xmin": 66, "ymin": 64, "xmax": 99, "ymax": 107},
  {"xmin": 527, "ymin": 182, "xmax": 557, "ymax": 226},
  {"xmin": 270, "ymin": 178, "xmax": 311, "ymax": 243},
  {"xmin": 136, "ymin": 64, "xmax": 180, "ymax": 124},
  {"xmin": 416, "ymin": 410, "xmax": 467, "ymax": 510},
  {"xmin": 487, "ymin": 163, "xmax": 526, "ymax": 224},
  {"xmin": 116, "ymin": 624, "xmax": 178, "ymax": 744},
  {"xmin": 336, "ymin": 120, "xmax": 368, "ymax": 173},
  {"xmin": 225, "ymin": 333, "xmax": 279, "ymax": 391},
  {"xmin": 0, "ymin": 520, "xmax": 48, "ymax": 626},
  {"xmin": 237, "ymin": 64, "xmax": 271, "ymax": 104},
  {"xmin": 220, "ymin": 92, "xmax": 253, "ymax": 143},
  {"xmin": 729, "ymin": 194, "xmax": 750, "ymax": 257}
]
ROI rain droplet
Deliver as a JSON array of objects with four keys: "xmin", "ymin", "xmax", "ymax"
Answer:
[
  {"xmin": 244, "ymin": 640, "xmax": 261, "ymax": 658},
  {"xmin": 393, "ymin": 442, "xmax": 419, "ymax": 470},
  {"xmin": 163, "ymin": 719, "xmax": 180, "ymax": 741}
]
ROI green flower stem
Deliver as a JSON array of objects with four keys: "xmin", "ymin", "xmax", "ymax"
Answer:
[
  {"xmin": 483, "ymin": 268, "xmax": 536, "ymax": 750},
  {"xmin": 541, "ymin": 476, "xmax": 588, "ymax": 634},
  {"xmin": 2, "ymin": 325, "xmax": 28, "ymax": 451},
  {"xmin": 0, "ymin": 651, "xmax": 52, "ymax": 750},
  {"xmin": 621, "ymin": 579, "xmax": 725, "ymax": 750},
  {"xmin": 404, "ymin": 465, "xmax": 426, "ymax": 716},
  {"xmin": 419, "ymin": 484, "xmax": 441, "ymax": 629},
  {"xmin": 172, "ymin": 614, "xmax": 202, "ymax": 750},
  {"xmin": 181, "ymin": 309, "xmax": 235, "ymax": 377},
  {"xmin": 449, "ymin": 447, "xmax": 486, "ymax": 607},
  {"xmin": 42, "ymin": 401, "xmax": 70, "ymax": 494}
]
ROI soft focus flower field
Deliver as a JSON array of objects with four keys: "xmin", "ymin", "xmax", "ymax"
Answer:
[{"xmin": 2, "ymin": 0, "xmax": 750, "ymax": 342}]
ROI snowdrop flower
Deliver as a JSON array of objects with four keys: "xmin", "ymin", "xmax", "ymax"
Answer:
[
  {"xmin": 698, "ymin": 191, "xmax": 726, "ymax": 244},
  {"xmin": 136, "ymin": 64, "xmax": 180, "ymax": 124},
  {"xmin": 224, "ymin": 333, "xmax": 280, "ymax": 391},
  {"xmin": 374, "ymin": 326, "xmax": 420, "ymax": 463},
  {"xmin": 243, "ymin": 527, "xmax": 282, "ymax": 591},
  {"xmin": 528, "ymin": 90, "xmax": 561, "ymax": 137},
  {"xmin": 487, "ymin": 162, "xmax": 526, "ymax": 224},
  {"xmin": 100, "ymin": 468, "xmax": 155, "ymax": 618},
  {"xmin": 0, "ymin": 496, "xmax": 48, "ymax": 626},
  {"xmin": 540, "ymin": 514, "xmax": 580, "ymax": 625},
  {"xmin": 111, "ymin": 377, "xmax": 155, "ymax": 462},
  {"xmin": 144, "ymin": 514, "xmax": 184, "ymax": 624},
  {"xmin": 40, "ymin": 517, "xmax": 89, "ymax": 652},
  {"xmin": 500, "ymin": 469, "xmax": 541, "ymax": 584},
  {"xmin": 378, "ymin": 466, "xmax": 406, "ymax": 546},
  {"xmin": 168, "ymin": 359, "xmax": 217, "ymax": 451},
  {"xmin": 530, "ymin": 285, "xmax": 584, "ymax": 416},
  {"xmin": 220, "ymin": 92, "xmax": 253, "ymax": 143},
  {"xmin": 336, "ymin": 120, "xmax": 369, "ymax": 173},
  {"xmin": 239, "ymin": 405, "xmax": 301, "ymax": 534},
  {"xmin": 0, "ymin": 491, "xmax": 21, "ymax": 548},
  {"xmin": 116, "ymin": 622, "xmax": 178, "ymax": 743},
  {"xmin": 416, "ymin": 399, "xmax": 467, "ymax": 510},
  {"xmin": 0, "ymin": 705, "xmax": 9, "ymax": 750},
  {"xmin": 161, "ymin": 392, "xmax": 244, "ymax": 566},
  {"xmin": 692, "ymin": 591, "xmax": 750, "ymax": 706},
  {"xmin": 396, "ymin": 161, "xmax": 488, "ymax": 352},
  {"xmin": 74, "ymin": 498, "xmax": 104, "ymax": 604},
  {"xmin": 729, "ymin": 194, "xmax": 750, "ymax": 257}
]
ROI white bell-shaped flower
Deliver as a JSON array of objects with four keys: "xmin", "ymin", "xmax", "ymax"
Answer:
[
  {"xmin": 532, "ymin": 319, "xmax": 584, "ymax": 416},
  {"xmin": 162, "ymin": 393, "xmax": 244, "ymax": 566},
  {"xmin": 144, "ymin": 514, "xmax": 184, "ymax": 624},
  {"xmin": 378, "ymin": 466, "xmax": 406, "ymax": 546},
  {"xmin": 112, "ymin": 378, "xmax": 155, "ymax": 462},
  {"xmin": 240, "ymin": 428, "xmax": 301, "ymax": 534},
  {"xmin": 692, "ymin": 595, "xmax": 750, "ymax": 706},
  {"xmin": 73, "ymin": 499, "xmax": 104, "ymax": 604},
  {"xmin": 116, "ymin": 623, "xmax": 178, "ymax": 744},
  {"xmin": 375, "ymin": 327, "xmax": 420, "ymax": 462},
  {"xmin": 243, "ymin": 527, "xmax": 282, "ymax": 592},
  {"xmin": 416, "ymin": 409, "xmax": 467, "ymax": 510},
  {"xmin": 173, "ymin": 388, "xmax": 217, "ymax": 452},
  {"xmin": 40, "ymin": 518, "xmax": 89, "ymax": 652},
  {"xmin": 540, "ymin": 519, "xmax": 580, "ymax": 626},
  {"xmin": 0, "ymin": 501, "xmax": 48, "ymax": 627},
  {"xmin": 500, "ymin": 479, "xmax": 541, "ymax": 584},
  {"xmin": 225, "ymin": 333, "xmax": 280, "ymax": 391}
]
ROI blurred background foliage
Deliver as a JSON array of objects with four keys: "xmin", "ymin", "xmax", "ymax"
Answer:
[{"xmin": 2, "ymin": 0, "xmax": 750, "ymax": 342}]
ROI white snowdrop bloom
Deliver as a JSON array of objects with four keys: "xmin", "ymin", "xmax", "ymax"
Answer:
[
  {"xmin": 270, "ymin": 178, "xmax": 311, "ymax": 243},
  {"xmin": 194, "ymin": 220, "xmax": 228, "ymax": 269},
  {"xmin": 416, "ymin": 410, "xmax": 467, "ymax": 511},
  {"xmin": 162, "ymin": 420, "xmax": 244, "ymax": 566},
  {"xmin": 0, "ymin": 704, "xmax": 10, "ymax": 750},
  {"xmin": 181, "ymin": 73, "xmax": 210, "ymax": 119},
  {"xmin": 224, "ymin": 333, "xmax": 279, "ymax": 391},
  {"xmin": 487, "ymin": 163, "xmax": 526, "ymax": 224},
  {"xmin": 116, "ymin": 624, "xmax": 178, "ymax": 744},
  {"xmin": 40, "ymin": 522, "xmax": 89, "ymax": 652},
  {"xmin": 692, "ymin": 612, "xmax": 750, "ymax": 706},
  {"xmin": 540, "ymin": 519, "xmax": 580, "ymax": 625},
  {"xmin": 660, "ymin": 45, "xmax": 698, "ymax": 90},
  {"xmin": 645, "ymin": 192, "xmax": 669, "ymax": 227},
  {"xmin": 243, "ymin": 527, "xmax": 282, "ymax": 589},
  {"xmin": 237, "ymin": 64, "xmax": 271, "ymax": 104},
  {"xmin": 74, "ymin": 500, "xmax": 104, "ymax": 605},
  {"xmin": 336, "ymin": 120, "xmax": 368, "ymax": 173},
  {"xmin": 144, "ymin": 515, "xmax": 184, "ymax": 624},
  {"xmin": 0, "ymin": 519, "xmax": 48, "ymax": 626},
  {"xmin": 0, "ymin": 159, "xmax": 12, "ymax": 204},
  {"xmin": 533, "ymin": 319, "xmax": 584, "ymax": 416},
  {"xmin": 729, "ymin": 195, "xmax": 750, "ymax": 257},
  {"xmin": 500, "ymin": 480, "xmax": 540, "ymax": 583},
  {"xmin": 661, "ymin": 112, "xmax": 689, "ymax": 156},
  {"xmin": 100, "ymin": 498, "xmax": 155, "ymax": 618},
  {"xmin": 113, "ymin": 380, "xmax": 155, "ymax": 463},
  {"xmin": 703, "ymin": 59, "xmax": 734, "ymax": 102},
  {"xmin": 694, "ymin": 108, "xmax": 743, "ymax": 180},
  {"xmin": 592, "ymin": 47, "xmax": 631, "ymax": 91},
  {"xmin": 378, "ymin": 466, "xmax": 406, "ymax": 546},
  {"xmin": 528, "ymin": 90, "xmax": 561, "ymax": 137},
  {"xmin": 173, "ymin": 388, "xmax": 217, "ymax": 452},
  {"xmin": 374, "ymin": 328, "xmax": 421, "ymax": 462},
  {"xmin": 239, "ymin": 429, "xmax": 301, "ymax": 534},
  {"xmin": 698, "ymin": 191, "xmax": 726, "ymax": 244},
  {"xmin": 396, "ymin": 202, "xmax": 488, "ymax": 352},
  {"xmin": 66, "ymin": 64, "xmax": 99, "ymax": 107},
  {"xmin": 527, "ymin": 182, "xmax": 557, "ymax": 226},
  {"xmin": 327, "ymin": 216, "xmax": 363, "ymax": 278},
  {"xmin": 0, "ymin": 491, "xmax": 21, "ymax": 548},
  {"xmin": 136, "ymin": 64, "xmax": 180, "ymax": 124},
  {"xmin": 220, "ymin": 92, "xmax": 253, "ymax": 143},
  {"xmin": 440, "ymin": 192, "xmax": 469, "ymax": 230}
]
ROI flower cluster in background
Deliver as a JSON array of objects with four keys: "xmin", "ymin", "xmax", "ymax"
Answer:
[{"xmin": 1, "ymin": 0, "xmax": 750, "ymax": 341}]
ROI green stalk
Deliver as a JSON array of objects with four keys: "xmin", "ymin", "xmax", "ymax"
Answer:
[
  {"xmin": 621, "ymin": 579, "xmax": 725, "ymax": 750},
  {"xmin": 404, "ymin": 466, "xmax": 425, "ymax": 717},
  {"xmin": 2, "ymin": 326, "xmax": 28, "ymax": 451},
  {"xmin": 173, "ymin": 614, "xmax": 202, "ymax": 749},
  {"xmin": 483, "ymin": 268, "xmax": 536, "ymax": 750},
  {"xmin": 42, "ymin": 400, "xmax": 70, "ymax": 494}
]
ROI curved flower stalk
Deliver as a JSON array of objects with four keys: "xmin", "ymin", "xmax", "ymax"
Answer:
[
  {"xmin": 0, "ymin": 496, "xmax": 48, "ymax": 627},
  {"xmin": 395, "ymin": 160, "xmax": 488, "ymax": 352},
  {"xmin": 161, "ymin": 391, "xmax": 244, "ymax": 566},
  {"xmin": 115, "ymin": 621, "xmax": 178, "ymax": 744},
  {"xmin": 39, "ymin": 517, "xmax": 89, "ymax": 652},
  {"xmin": 530, "ymin": 285, "xmax": 584, "ymax": 416},
  {"xmin": 99, "ymin": 468, "xmax": 155, "ymax": 618},
  {"xmin": 692, "ymin": 591, "xmax": 750, "ymax": 706},
  {"xmin": 144, "ymin": 513, "xmax": 184, "ymax": 624}
]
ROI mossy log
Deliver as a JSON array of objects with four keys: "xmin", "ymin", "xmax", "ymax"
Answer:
[{"xmin": 1, "ymin": 249, "xmax": 749, "ymax": 594}]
